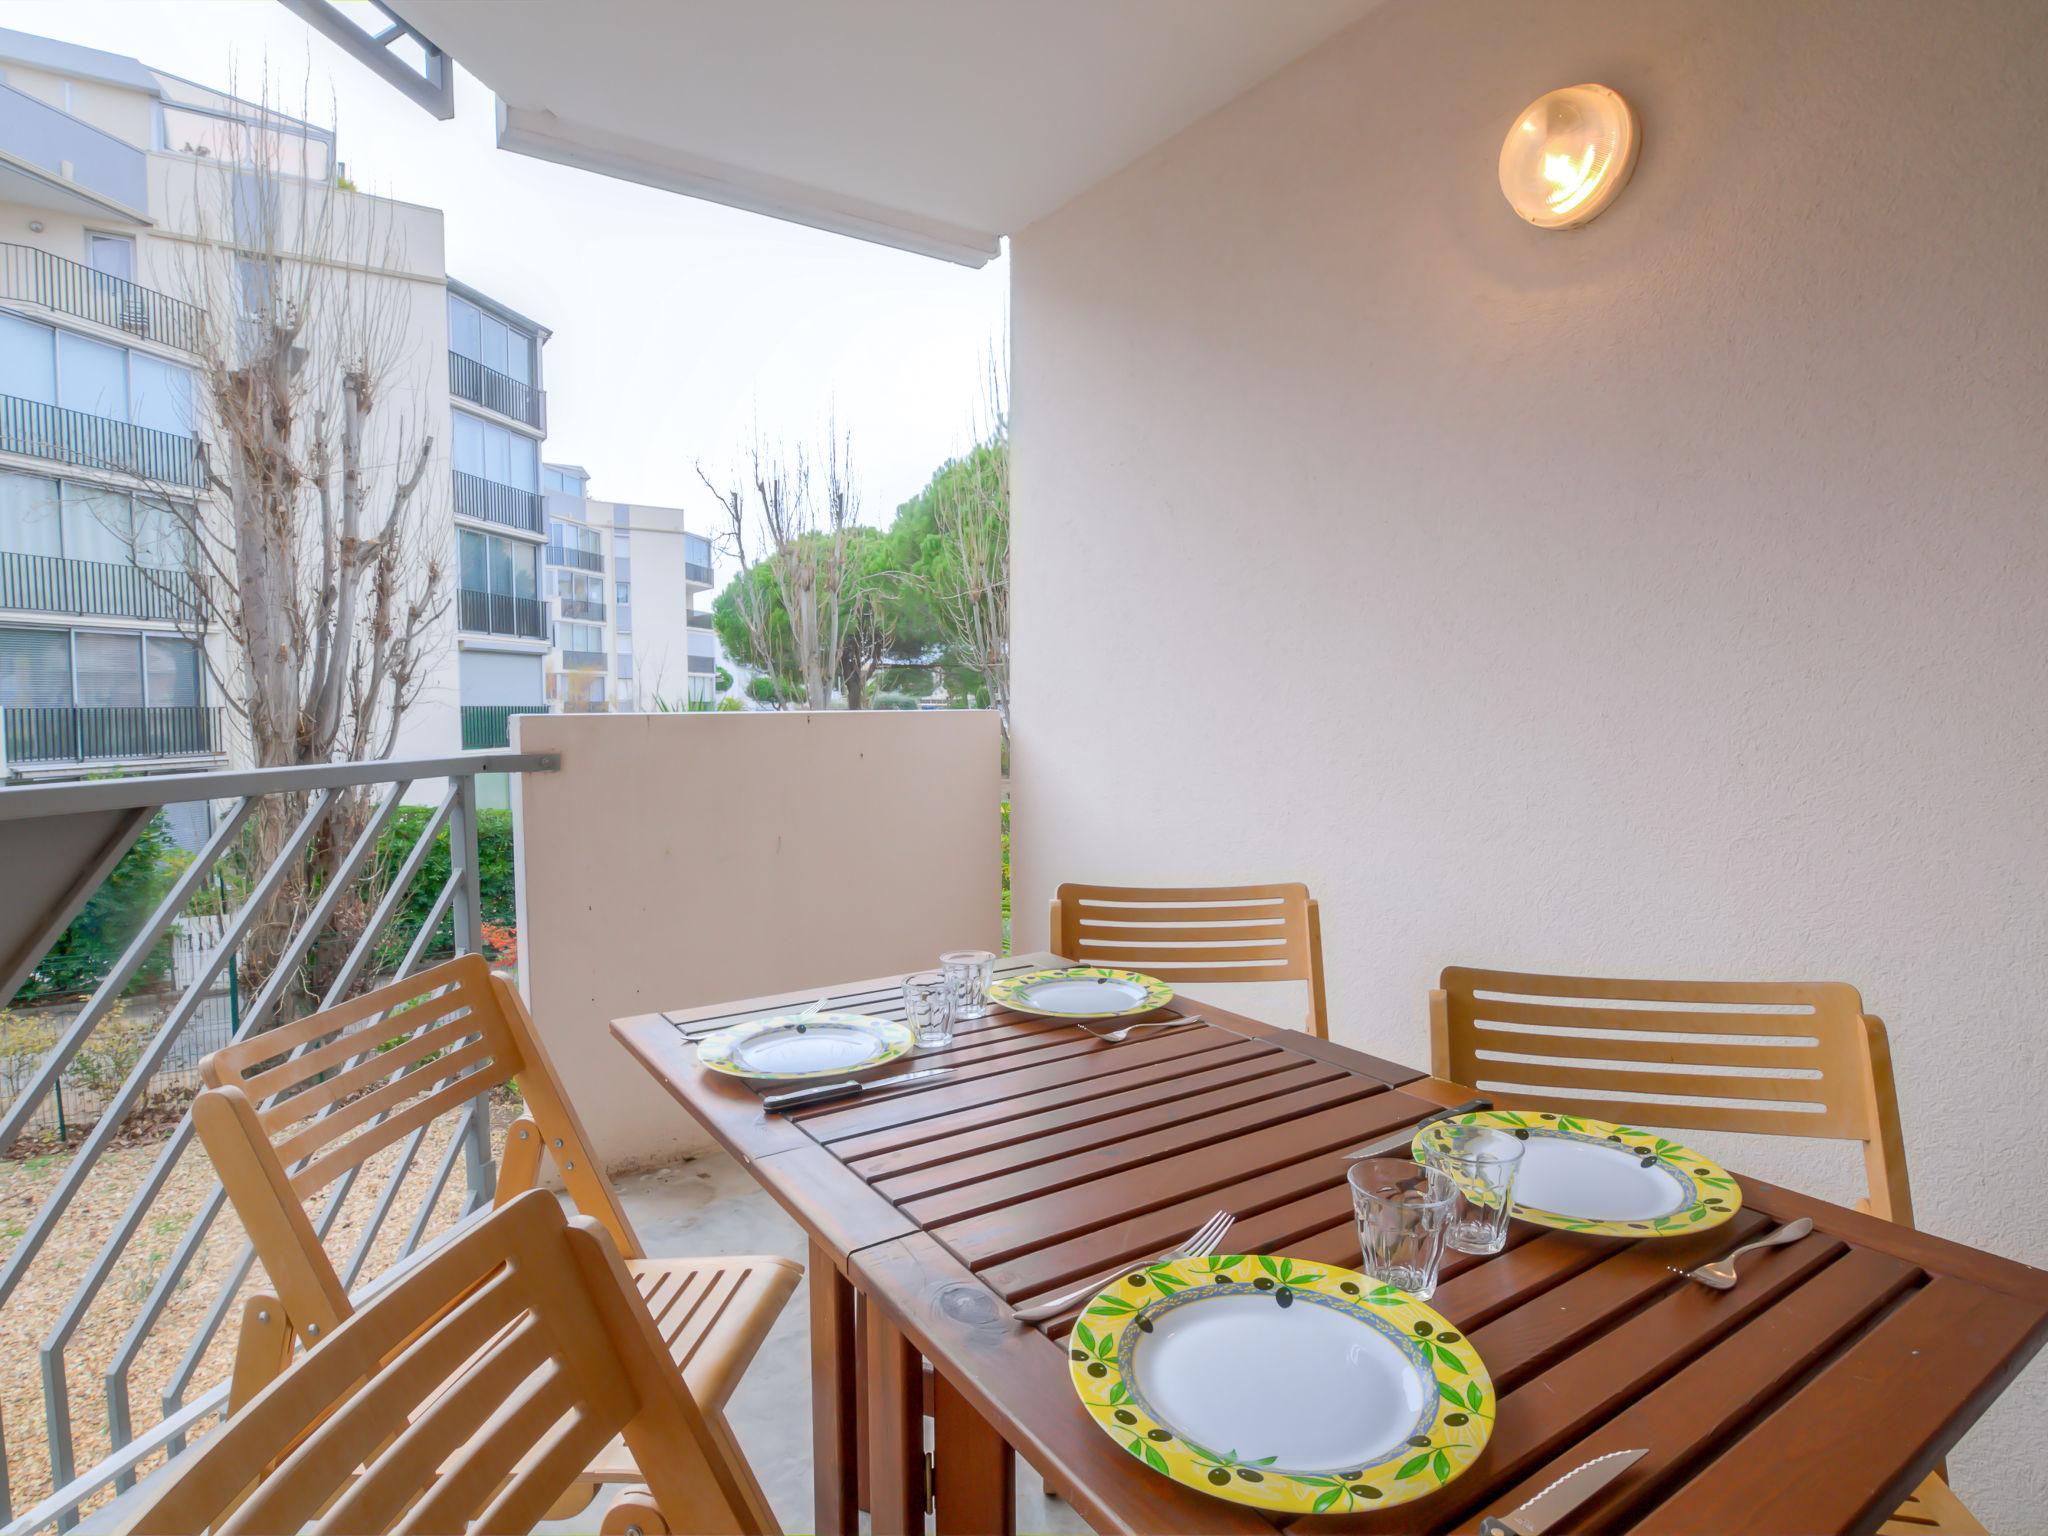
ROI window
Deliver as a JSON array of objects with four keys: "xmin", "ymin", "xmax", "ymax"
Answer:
[
  {"xmin": 0, "ymin": 316, "xmax": 195, "ymax": 430},
  {"xmin": 0, "ymin": 313, "xmax": 57, "ymax": 403},
  {"xmin": 160, "ymin": 105, "xmax": 333, "ymax": 179},
  {"xmin": 57, "ymin": 332, "xmax": 127, "ymax": 419},
  {"xmin": 75, "ymin": 631, "xmax": 143, "ymax": 707},
  {"xmin": 459, "ymin": 528, "xmax": 535, "ymax": 599},
  {"xmin": 557, "ymin": 621, "xmax": 602, "ymax": 653},
  {"xmin": 0, "ymin": 627, "xmax": 72, "ymax": 707},
  {"xmin": 146, "ymin": 635, "xmax": 202, "ymax": 706},
  {"xmin": 683, "ymin": 533, "xmax": 712, "ymax": 566},
  {"xmin": 0, "ymin": 473, "xmax": 61, "ymax": 558},
  {"xmin": 86, "ymin": 234, "xmax": 134, "ymax": 282},
  {"xmin": 62, "ymin": 483, "xmax": 130, "ymax": 565},
  {"xmin": 615, "ymin": 580, "xmax": 630, "ymax": 605},
  {"xmin": 544, "ymin": 467, "xmax": 586, "ymax": 497},
  {"xmin": 129, "ymin": 353, "xmax": 193, "ymax": 434},
  {"xmin": 448, "ymin": 294, "xmax": 534, "ymax": 386},
  {"xmin": 452, "ymin": 410, "xmax": 537, "ymax": 490}
]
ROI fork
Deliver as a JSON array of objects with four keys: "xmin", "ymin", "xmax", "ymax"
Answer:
[
  {"xmin": 1012, "ymin": 1209, "xmax": 1234, "ymax": 1322},
  {"xmin": 1081, "ymin": 1012, "xmax": 1205, "ymax": 1044},
  {"xmin": 1672, "ymin": 1216, "xmax": 1814, "ymax": 1289}
]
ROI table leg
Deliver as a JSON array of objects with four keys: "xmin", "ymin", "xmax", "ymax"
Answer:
[
  {"xmin": 809, "ymin": 1241, "xmax": 860, "ymax": 1536},
  {"xmin": 934, "ymin": 1370, "xmax": 1014, "ymax": 1536},
  {"xmin": 865, "ymin": 1300, "xmax": 927, "ymax": 1536}
]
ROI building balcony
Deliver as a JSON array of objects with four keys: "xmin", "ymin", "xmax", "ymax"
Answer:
[
  {"xmin": 456, "ymin": 586, "xmax": 548, "ymax": 640},
  {"xmin": 686, "ymin": 560, "xmax": 714, "ymax": 585},
  {"xmin": 459, "ymin": 702, "xmax": 547, "ymax": 749},
  {"xmin": 0, "ymin": 81, "xmax": 148, "ymax": 218},
  {"xmin": 558, "ymin": 647, "xmax": 607, "ymax": 671},
  {"xmin": 558, "ymin": 596, "xmax": 605, "ymax": 622},
  {"xmin": 0, "ymin": 243, "xmax": 204, "ymax": 353},
  {"xmin": 0, "ymin": 703, "xmax": 223, "ymax": 769},
  {"xmin": 547, "ymin": 544, "xmax": 603, "ymax": 572},
  {"xmin": 0, "ymin": 395, "xmax": 205, "ymax": 488},
  {"xmin": 453, "ymin": 471, "xmax": 545, "ymax": 536},
  {"xmin": 686, "ymin": 610, "xmax": 715, "ymax": 631},
  {"xmin": 0, "ymin": 551, "xmax": 204, "ymax": 624},
  {"xmin": 687, "ymin": 651, "xmax": 716, "ymax": 675},
  {"xmin": 447, "ymin": 352, "xmax": 546, "ymax": 431}
]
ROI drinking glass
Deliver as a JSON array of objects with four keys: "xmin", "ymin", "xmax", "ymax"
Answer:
[
  {"xmin": 940, "ymin": 949, "xmax": 997, "ymax": 1019},
  {"xmin": 902, "ymin": 971, "xmax": 955, "ymax": 1049},
  {"xmin": 1425, "ymin": 1122, "xmax": 1523, "ymax": 1253},
  {"xmin": 1421, "ymin": 1125, "xmax": 1525, "ymax": 1255},
  {"xmin": 1348, "ymin": 1158, "xmax": 1455, "ymax": 1300}
]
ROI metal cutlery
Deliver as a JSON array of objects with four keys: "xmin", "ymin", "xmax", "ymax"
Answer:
[
  {"xmin": 1012, "ymin": 1209, "xmax": 1234, "ymax": 1323},
  {"xmin": 1345, "ymin": 1097, "xmax": 1492, "ymax": 1160},
  {"xmin": 1477, "ymin": 1447, "xmax": 1647, "ymax": 1535},
  {"xmin": 1081, "ymin": 1012, "xmax": 1204, "ymax": 1044},
  {"xmin": 1673, "ymin": 1216, "xmax": 1813, "ymax": 1289},
  {"xmin": 760, "ymin": 1066, "xmax": 951, "ymax": 1112}
]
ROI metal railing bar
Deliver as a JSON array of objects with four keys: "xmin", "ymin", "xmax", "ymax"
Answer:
[
  {"xmin": 0, "ymin": 797, "xmax": 258, "ymax": 1157},
  {"xmin": 0, "ymin": 751, "xmax": 559, "ymax": 822},
  {"xmin": 449, "ymin": 776, "xmax": 494, "ymax": 1209},
  {"xmin": 157, "ymin": 854, "xmax": 463, "ymax": 1417},
  {"xmin": 25, "ymin": 790, "xmax": 340, "ymax": 1505},
  {"xmin": 0, "ymin": 803, "xmax": 155, "ymax": 1015},
  {"xmin": 399, "ymin": 1097, "xmax": 479, "ymax": 1260},
  {"xmin": 0, "ymin": 1384, "xmax": 226, "ymax": 1536}
]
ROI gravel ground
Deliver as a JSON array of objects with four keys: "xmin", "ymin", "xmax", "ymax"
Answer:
[{"xmin": 0, "ymin": 1095, "xmax": 520, "ymax": 1520}]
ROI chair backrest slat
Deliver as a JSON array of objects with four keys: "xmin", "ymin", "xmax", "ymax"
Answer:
[
  {"xmin": 1431, "ymin": 965, "xmax": 1913, "ymax": 1224},
  {"xmin": 123, "ymin": 1193, "xmax": 759, "ymax": 1536},
  {"xmin": 1051, "ymin": 881, "xmax": 1329, "ymax": 1037}
]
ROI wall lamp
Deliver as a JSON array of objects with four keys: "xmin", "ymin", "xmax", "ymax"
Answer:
[{"xmin": 1499, "ymin": 84, "xmax": 1639, "ymax": 229}]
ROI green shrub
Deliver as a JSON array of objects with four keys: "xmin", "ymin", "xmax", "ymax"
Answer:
[
  {"xmin": 872, "ymin": 692, "xmax": 919, "ymax": 710},
  {"xmin": 13, "ymin": 813, "xmax": 181, "ymax": 1003},
  {"xmin": 371, "ymin": 806, "xmax": 517, "ymax": 965}
]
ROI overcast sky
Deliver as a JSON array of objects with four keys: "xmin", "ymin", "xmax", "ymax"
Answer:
[{"xmin": 3, "ymin": 0, "xmax": 1009, "ymax": 525}]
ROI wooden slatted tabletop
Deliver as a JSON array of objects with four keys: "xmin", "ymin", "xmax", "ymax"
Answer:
[{"xmin": 613, "ymin": 955, "xmax": 2048, "ymax": 1536}]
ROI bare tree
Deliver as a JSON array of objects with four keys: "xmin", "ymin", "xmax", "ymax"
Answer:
[
  {"xmin": 696, "ymin": 423, "xmax": 862, "ymax": 710},
  {"xmin": 920, "ymin": 350, "xmax": 1010, "ymax": 743},
  {"xmin": 123, "ymin": 83, "xmax": 450, "ymax": 1005}
]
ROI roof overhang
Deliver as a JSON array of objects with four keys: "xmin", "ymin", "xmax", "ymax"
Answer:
[
  {"xmin": 382, "ymin": 0, "xmax": 1379, "ymax": 267},
  {"xmin": 0, "ymin": 150, "xmax": 150, "ymax": 225}
]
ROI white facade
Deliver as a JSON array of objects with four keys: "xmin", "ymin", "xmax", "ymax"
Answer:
[{"xmin": 541, "ymin": 464, "xmax": 716, "ymax": 712}]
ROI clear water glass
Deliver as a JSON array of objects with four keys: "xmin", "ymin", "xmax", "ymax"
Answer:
[
  {"xmin": 940, "ymin": 949, "xmax": 996, "ymax": 1019},
  {"xmin": 902, "ymin": 971, "xmax": 955, "ymax": 1049},
  {"xmin": 1348, "ymin": 1158, "xmax": 1456, "ymax": 1301},
  {"xmin": 1421, "ymin": 1124, "xmax": 1525, "ymax": 1255}
]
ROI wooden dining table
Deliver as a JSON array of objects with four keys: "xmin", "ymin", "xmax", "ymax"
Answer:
[{"xmin": 612, "ymin": 952, "xmax": 2048, "ymax": 1536}]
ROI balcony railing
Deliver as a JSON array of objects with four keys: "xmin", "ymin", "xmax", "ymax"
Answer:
[
  {"xmin": 0, "ymin": 705, "xmax": 223, "ymax": 767},
  {"xmin": 687, "ymin": 610, "xmax": 715, "ymax": 630},
  {"xmin": 686, "ymin": 560, "xmax": 714, "ymax": 585},
  {"xmin": 460, "ymin": 702, "xmax": 547, "ymax": 749},
  {"xmin": 456, "ymin": 587, "xmax": 548, "ymax": 640},
  {"xmin": 558, "ymin": 596, "xmax": 605, "ymax": 622},
  {"xmin": 448, "ymin": 353, "xmax": 545, "ymax": 430},
  {"xmin": 547, "ymin": 543, "xmax": 603, "ymax": 572},
  {"xmin": 0, "ymin": 551, "xmax": 203, "ymax": 623},
  {"xmin": 687, "ymin": 652, "xmax": 716, "ymax": 675},
  {"xmin": 558, "ymin": 648, "xmax": 607, "ymax": 672},
  {"xmin": 452, "ymin": 471, "xmax": 544, "ymax": 535},
  {"xmin": 0, "ymin": 395, "xmax": 206, "ymax": 488},
  {"xmin": 0, "ymin": 243, "xmax": 205, "ymax": 353}
]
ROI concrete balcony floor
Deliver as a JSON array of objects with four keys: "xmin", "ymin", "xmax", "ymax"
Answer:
[{"xmin": 564, "ymin": 1153, "xmax": 1090, "ymax": 1534}]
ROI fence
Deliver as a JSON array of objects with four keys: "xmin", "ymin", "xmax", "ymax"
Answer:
[
  {"xmin": 0, "ymin": 918, "xmax": 236, "ymax": 1142},
  {"xmin": 0, "ymin": 397, "xmax": 206, "ymax": 490},
  {"xmin": 0, "ymin": 748, "xmax": 557, "ymax": 1533}
]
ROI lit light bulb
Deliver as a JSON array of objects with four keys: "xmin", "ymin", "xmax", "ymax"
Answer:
[{"xmin": 1499, "ymin": 84, "xmax": 1639, "ymax": 229}]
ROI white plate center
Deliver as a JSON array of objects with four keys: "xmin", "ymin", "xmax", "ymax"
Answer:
[
  {"xmin": 1514, "ymin": 1134, "xmax": 1689, "ymax": 1221},
  {"xmin": 732, "ymin": 1022, "xmax": 882, "ymax": 1074},
  {"xmin": 1130, "ymin": 1294, "xmax": 1425, "ymax": 1473},
  {"xmin": 1021, "ymin": 977, "xmax": 1149, "ymax": 1013}
]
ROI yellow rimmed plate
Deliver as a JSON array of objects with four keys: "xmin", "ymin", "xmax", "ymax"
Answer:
[
  {"xmin": 694, "ymin": 1013, "xmax": 913, "ymax": 1081},
  {"xmin": 1066, "ymin": 1253, "xmax": 1493, "ymax": 1515},
  {"xmin": 988, "ymin": 966, "xmax": 1172, "ymax": 1020},
  {"xmin": 1415, "ymin": 1109, "xmax": 1742, "ymax": 1237}
]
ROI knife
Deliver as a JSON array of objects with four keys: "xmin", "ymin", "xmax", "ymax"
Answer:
[
  {"xmin": 1344, "ymin": 1097, "xmax": 1492, "ymax": 1160},
  {"xmin": 1477, "ymin": 1448, "xmax": 1647, "ymax": 1535},
  {"xmin": 761, "ymin": 1067, "xmax": 952, "ymax": 1111}
]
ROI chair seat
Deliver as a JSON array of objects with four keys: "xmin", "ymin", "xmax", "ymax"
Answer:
[
  {"xmin": 586, "ymin": 1254, "xmax": 801, "ymax": 1481},
  {"xmin": 1880, "ymin": 1473, "xmax": 1988, "ymax": 1535}
]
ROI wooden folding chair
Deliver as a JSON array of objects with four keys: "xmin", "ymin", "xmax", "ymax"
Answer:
[
  {"xmin": 192, "ymin": 953, "xmax": 798, "ymax": 1529},
  {"xmin": 1049, "ymin": 882, "xmax": 1329, "ymax": 1037},
  {"xmin": 120, "ymin": 1190, "xmax": 764, "ymax": 1535},
  {"xmin": 1430, "ymin": 966, "xmax": 1982, "ymax": 1535}
]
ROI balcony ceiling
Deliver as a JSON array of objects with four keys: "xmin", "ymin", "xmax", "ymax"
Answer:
[{"xmin": 384, "ymin": 0, "xmax": 1379, "ymax": 265}]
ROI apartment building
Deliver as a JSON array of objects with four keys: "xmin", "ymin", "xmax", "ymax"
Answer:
[
  {"xmin": 0, "ymin": 28, "xmax": 580, "ymax": 793},
  {"xmin": 542, "ymin": 465, "xmax": 718, "ymax": 711},
  {"xmin": 448, "ymin": 280, "xmax": 553, "ymax": 750}
]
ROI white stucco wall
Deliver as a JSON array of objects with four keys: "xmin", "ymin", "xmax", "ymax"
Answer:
[{"xmin": 1010, "ymin": 0, "xmax": 2047, "ymax": 1521}]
